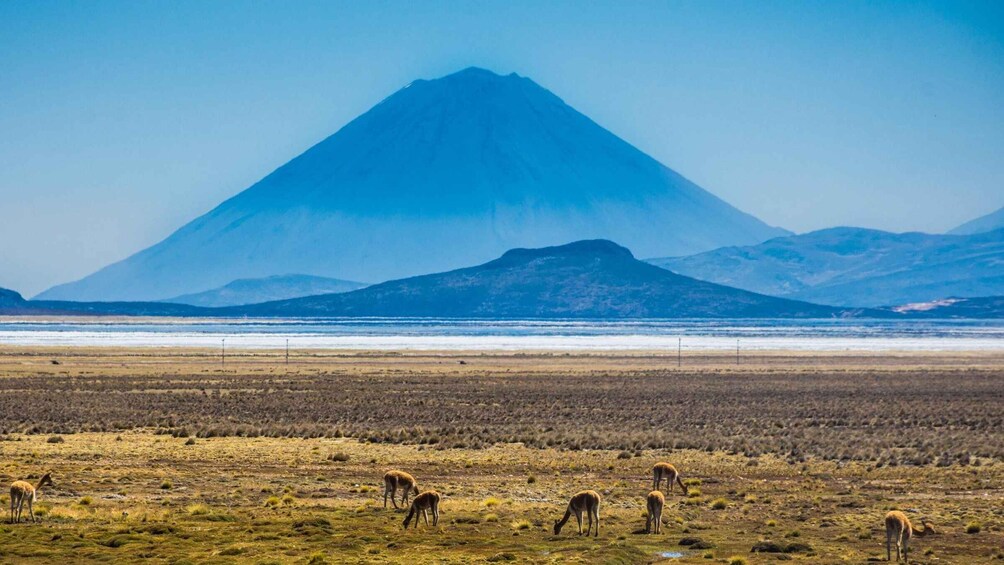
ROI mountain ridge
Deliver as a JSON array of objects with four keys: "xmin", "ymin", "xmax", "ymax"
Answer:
[
  {"xmin": 950, "ymin": 206, "xmax": 1004, "ymax": 235},
  {"xmin": 648, "ymin": 227, "xmax": 1004, "ymax": 307},
  {"xmin": 163, "ymin": 274, "xmax": 368, "ymax": 307}
]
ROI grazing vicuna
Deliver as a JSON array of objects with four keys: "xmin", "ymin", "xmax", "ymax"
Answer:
[
  {"xmin": 652, "ymin": 462, "xmax": 688, "ymax": 496},
  {"xmin": 885, "ymin": 510, "xmax": 935, "ymax": 563},
  {"xmin": 645, "ymin": 490, "xmax": 665, "ymax": 534},
  {"xmin": 403, "ymin": 490, "xmax": 440, "ymax": 529},
  {"xmin": 383, "ymin": 470, "xmax": 418, "ymax": 509},
  {"xmin": 553, "ymin": 490, "xmax": 601, "ymax": 537},
  {"xmin": 9, "ymin": 473, "xmax": 54, "ymax": 524}
]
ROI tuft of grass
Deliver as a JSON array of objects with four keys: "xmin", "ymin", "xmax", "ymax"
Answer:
[
  {"xmin": 483, "ymin": 513, "xmax": 499, "ymax": 523},
  {"xmin": 966, "ymin": 521, "xmax": 981, "ymax": 534},
  {"xmin": 727, "ymin": 557, "xmax": 748, "ymax": 565},
  {"xmin": 186, "ymin": 503, "xmax": 210, "ymax": 516},
  {"xmin": 510, "ymin": 519, "xmax": 532, "ymax": 531},
  {"xmin": 710, "ymin": 497, "xmax": 728, "ymax": 510},
  {"xmin": 264, "ymin": 496, "xmax": 281, "ymax": 507},
  {"xmin": 281, "ymin": 493, "xmax": 295, "ymax": 506},
  {"xmin": 46, "ymin": 435, "xmax": 65, "ymax": 444},
  {"xmin": 78, "ymin": 496, "xmax": 94, "ymax": 506},
  {"xmin": 483, "ymin": 496, "xmax": 502, "ymax": 508},
  {"xmin": 159, "ymin": 479, "xmax": 172, "ymax": 490},
  {"xmin": 328, "ymin": 452, "xmax": 349, "ymax": 462},
  {"xmin": 687, "ymin": 487, "xmax": 702, "ymax": 498}
]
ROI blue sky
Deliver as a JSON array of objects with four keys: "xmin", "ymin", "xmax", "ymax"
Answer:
[{"xmin": 1, "ymin": 0, "xmax": 1002, "ymax": 295}]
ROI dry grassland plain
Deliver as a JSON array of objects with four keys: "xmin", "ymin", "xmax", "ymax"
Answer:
[{"xmin": 0, "ymin": 347, "xmax": 1001, "ymax": 564}]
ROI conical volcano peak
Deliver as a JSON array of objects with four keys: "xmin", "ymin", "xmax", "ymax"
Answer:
[
  {"xmin": 38, "ymin": 67, "xmax": 789, "ymax": 302},
  {"xmin": 402, "ymin": 66, "xmax": 540, "ymax": 101},
  {"xmin": 445, "ymin": 66, "xmax": 513, "ymax": 80}
]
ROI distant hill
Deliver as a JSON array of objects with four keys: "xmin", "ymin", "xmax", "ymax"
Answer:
[
  {"xmin": 887, "ymin": 296, "xmax": 1004, "ymax": 319},
  {"xmin": 0, "ymin": 286, "xmax": 210, "ymax": 317},
  {"xmin": 0, "ymin": 287, "xmax": 25, "ymax": 307},
  {"xmin": 949, "ymin": 206, "xmax": 1004, "ymax": 235},
  {"xmin": 649, "ymin": 227, "xmax": 1004, "ymax": 307},
  {"xmin": 229, "ymin": 240, "xmax": 860, "ymax": 319},
  {"xmin": 164, "ymin": 274, "xmax": 367, "ymax": 307},
  {"xmin": 38, "ymin": 67, "xmax": 787, "ymax": 302}
]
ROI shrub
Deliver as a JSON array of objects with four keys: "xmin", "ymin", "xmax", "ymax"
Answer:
[
  {"xmin": 966, "ymin": 521, "xmax": 981, "ymax": 534},
  {"xmin": 46, "ymin": 436, "xmax": 65, "ymax": 444}
]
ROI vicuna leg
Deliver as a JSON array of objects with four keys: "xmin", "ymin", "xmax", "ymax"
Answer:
[
  {"xmin": 422, "ymin": 508, "xmax": 429, "ymax": 526},
  {"xmin": 575, "ymin": 509, "xmax": 583, "ymax": 535},
  {"xmin": 593, "ymin": 506, "xmax": 599, "ymax": 537},
  {"xmin": 27, "ymin": 498, "xmax": 34, "ymax": 524},
  {"xmin": 433, "ymin": 504, "xmax": 439, "ymax": 526},
  {"xmin": 902, "ymin": 534, "xmax": 908, "ymax": 563},
  {"xmin": 386, "ymin": 483, "xmax": 398, "ymax": 509}
]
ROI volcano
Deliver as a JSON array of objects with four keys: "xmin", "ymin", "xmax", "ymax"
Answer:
[{"xmin": 40, "ymin": 67, "xmax": 787, "ymax": 301}]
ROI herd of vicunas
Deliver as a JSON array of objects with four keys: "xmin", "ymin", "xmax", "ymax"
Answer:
[{"xmin": 12, "ymin": 463, "xmax": 935, "ymax": 562}]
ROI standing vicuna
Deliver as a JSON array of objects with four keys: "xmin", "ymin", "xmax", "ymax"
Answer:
[
  {"xmin": 403, "ymin": 490, "xmax": 440, "ymax": 529},
  {"xmin": 645, "ymin": 490, "xmax": 665, "ymax": 534},
  {"xmin": 383, "ymin": 470, "xmax": 418, "ymax": 509},
  {"xmin": 885, "ymin": 510, "xmax": 936, "ymax": 563},
  {"xmin": 553, "ymin": 490, "xmax": 601, "ymax": 537},
  {"xmin": 9, "ymin": 473, "xmax": 54, "ymax": 524},
  {"xmin": 652, "ymin": 462, "xmax": 688, "ymax": 496}
]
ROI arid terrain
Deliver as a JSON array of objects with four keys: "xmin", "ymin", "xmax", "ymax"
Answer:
[{"xmin": 0, "ymin": 347, "xmax": 1001, "ymax": 563}]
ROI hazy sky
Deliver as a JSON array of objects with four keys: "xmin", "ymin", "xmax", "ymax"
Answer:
[{"xmin": 2, "ymin": 1, "xmax": 1002, "ymax": 296}]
